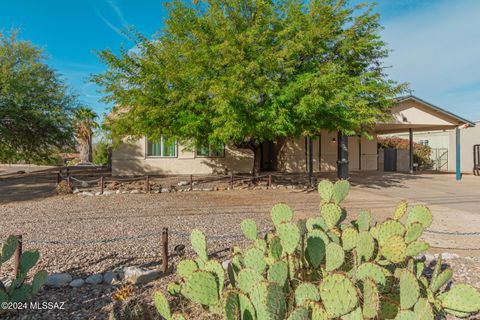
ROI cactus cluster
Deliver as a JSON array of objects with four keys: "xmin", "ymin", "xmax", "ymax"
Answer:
[
  {"xmin": 154, "ymin": 180, "xmax": 480, "ymax": 319},
  {"xmin": 0, "ymin": 236, "xmax": 48, "ymax": 305}
]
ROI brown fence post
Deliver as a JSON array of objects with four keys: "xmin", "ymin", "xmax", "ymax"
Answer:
[
  {"xmin": 66, "ymin": 168, "xmax": 70, "ymax": 177},
  {"xmin": 161, "ymin": 227, "xmax": 169, "ymax": 273},
  {"xmin": 268, "ymin": 174, "xmax": 272, "ymax": 187},
  {"xmin": 230, "ymin": 172, "xmax": 234, "ymax": 189},
  {"xmin": 100, "ymin": 175, "xmax": 104, "ymax": 195},
  {"xmin": 145, "ymin": 175, "xmax": 150, "ymax": 193},
  {"xmin": 56, "ymin": 172, "xmax": 61, "ymax": 185},
  {"xmin": 67, "ymin": 174, "xmax": 71, "ymax": 187},
  {"xmin": 190, "ymin": 174, "xmax": 193, "ymax": 191},
  {"xmin": 13, "ymin": 234, "xmax": 22, "ymax": 277}
]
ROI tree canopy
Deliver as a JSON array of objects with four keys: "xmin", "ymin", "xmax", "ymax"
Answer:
[
  {"xmin": 94, "ymin": 0, "xmax": 406, "ymax": 174},
  {"xmin": 0, "ymin": 30, "xmax": 78, "ymax": 163}
]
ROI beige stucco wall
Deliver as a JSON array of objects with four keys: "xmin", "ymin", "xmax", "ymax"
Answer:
[
  {"xmin": 448, "ymin": 122, "xmax": 480, "ymax": 173},
  {"xmin": 112, "ymin": 137, "xmax": 254, "ymax": 176}
]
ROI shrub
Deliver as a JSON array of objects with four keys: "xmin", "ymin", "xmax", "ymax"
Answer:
[
  {"xmin": 154, "ymin": 180, "xmax": 480, "ymax": 319},
  {"xmin": 378, "ymin": 136, "xmax": 433, "ymax": 168},
  {"xmin": 93, "ymin": 140, "xmax": 111, "ymax": 166},
  {"xmin": 0, "ymin": 236, "xmax": 47, "ymax": 308},
  {"xmin": 56, "ymin": 180, "xmax": 73, "ymax": 194}
]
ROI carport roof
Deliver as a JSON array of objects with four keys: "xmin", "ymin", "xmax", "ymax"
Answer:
[{"xmin": 375, "ymin": 95, "xmax": 475, "ymax": 134}]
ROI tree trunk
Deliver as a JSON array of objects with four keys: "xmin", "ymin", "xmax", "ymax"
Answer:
[
  {"xmin": 78, "ymin": 140, "xmax": 89, "ymax": 163},
  {"xmin": 252, "ymin": 144, "xmax": 262, "ymax": 177}
]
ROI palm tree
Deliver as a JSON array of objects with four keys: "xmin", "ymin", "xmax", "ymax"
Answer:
[{"xmin": 73, "ymin": 107, "xmax": 98, "ymax": 163}]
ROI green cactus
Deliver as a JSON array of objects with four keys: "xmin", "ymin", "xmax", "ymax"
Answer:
[
  {"xmin": 362, "ymin": 278, "xmax": 379, "ymax": 319},
  {"xmin": 325, "ymin": 242, "xmax": 345, "ymax": 272},
  {"xmin": 405, "ymin": 240, "xmax": 429, "ymax": 257},
  {"xmin": 393, "ymin": 200, "xmax": 408, "ymax": 220},
  {"xmin": 1, "ymin": 235, "xmax": 18, "ymax": 264},
  {"xmin": 356, "ymin": 231, "xmax": 375, "ymax": 262},
  {"xmin": 356, "ymin": 262, "xmax": 387, "ymax": 287},
  {"xmin": 431, "ymin": 268, "xmax": 453, "ymax": 293},
  {"xmin": 294, "ymin": 283, "xmax": 319, "ymax": 306},
  {"xmin": 397, "ymin": 269, "xmax": 420, "ymax": 310},
  {"xmin": 204, "ymin": 260, "xmax": 225, "ymax": 295},
  {"xmin": 305, "ymin": 231, "xmax": 326, "ymax": 268},
  {"xmin": 332, "ymin": 180, "xmax": 350, "ymax": 204},
  {"xmin": 355, "ymin": 211, "xmax": 372, "ymax": 232},
  {"xmin": 267, "ymin": 261, "xmax": 288, "ymax": 287},
  {"xmin": 190, "ymin": 229, "xmax": 208, "ymax": 261},
  {"xmin": 318, "ymin": 179, "xmax": 334, "ymax": 203},
  {"xmin": 320, "ymin": 273, "xmax": 358, "ymax": 317},
  {"xmin": 406, "ymin": 205, "xmax": 433, "ymax": 228},
  {"xmin": 182, "ymin": 270, "xmax": 219, "ymax": 306},
  {"xmin": 241, "ymin": 219, "xmax": 258, "ymax": 241},
  {"xmin": 309, "ymin": 303, "xmax": 328, "ymax": 320},
  {"xmin": 154, "ymin": 291, "xmax": 171, "ymax": 320},
  {"xmin": 375, "ymin": 220, "xmax": 406, "ymax": 245},
  {"xmin": 320, "ymin": 203, "xmax": 342, "ymax": 230},
  {"xmin": 341, "ymin": 227, "xmax": 358, "ymax": 251},
  {"xmin": 287, "ymin": 306, "xmax": 309, "ymax": 320},
  {"xmin": 380, "ymin": 235, "xmax": 407, "ymax": 263},
  {"xmin": 271, "ymin": 203, "xmax": 293, "ymax": 226},
  {"xmin": 276, "ymin": 222, "xmax": 300, "ymax": 255},
  {"xmin": 404, "ymin": 222, "xmax": 423, "ymax": 243},
  {"xmin": 250, "ymin": 281, "xmax": 286, "ymax": 320},
  {"xmin": 438, "ymin": 284, "xmax": 480, "ymax": 315},
  {"xmin": 306, "ymin": 217, "xmax": 328, "ymax": 232},
  {"xmin": 167, "ymin": 282, "xmax": 181, "ymax": 296},
  {"xmin": 268, "ymin": 236, "xmax": 283, "ymax": 260},
  {"xmin": 244, "ymin": 247, "xmax": 267, "ymax": 274},
  {"xmin": 238, "ymin": 268, "xmax": 264, "ymax": 294},
  {"xmin": 413, "ymin": 298, "xmax": 434, "ymax": 320},
  {"xmin": 177, "ymin": 259, "xmax": 198, "ymax": 278}
]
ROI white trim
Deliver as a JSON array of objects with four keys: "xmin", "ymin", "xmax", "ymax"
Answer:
[{"xmin": 145, "ymin": 136, "xmax": 178, "ymax": 158}]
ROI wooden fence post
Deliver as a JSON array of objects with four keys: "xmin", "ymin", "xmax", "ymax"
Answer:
[
  {"xmin": 67, "ymin": 175, "xmax": 71, "ymax": 187},
  {"xmin": 56, "ymin": 172, "xmax": 61, "ymax": 185},
  {"xmin": 190, "ymin": 174, "xmax": 193, "ymax": 191},
  {"xmin": 145, "ymin": 175, "xmax": 150, "ymax": 193},
  {"xmin": 268, "ymin": 174, "xmax": 272, "ymax": 187},
  {"xmin": 230, "ymin": 172, "xmax": 234, "ymax": 189},
  {"xmin": 100, "ymin": 175, "xmax": 104, "ymax": 195},
  {"xmin": 13, "ymin": 235, "xmax": 22, "ymax": 277},
  {"xmin": 66, "ymin": 168, "xmax": 70, "ymax": 177},
  {"xmin": 161, "ymin": 228, "xmax": 169, "ymax": 273}
]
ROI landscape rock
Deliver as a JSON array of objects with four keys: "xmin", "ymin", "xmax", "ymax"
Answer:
[
  {"xmin": 81, "ymin": 191, "xmax": 94, "ymax": 196},
  {"xmin": 69, "ymin": 278, "xmax": 85, "ymax": 288},
  {"xmin": 103, "ymin": 190, "xmax": 114, "ymax": 195},
  {"xmin": 85, "ymin": 274, "xmax": 103, "ymax": 285},
  {"xmin": 177, "ymin": 181, "xmax": 189, "ymax": 186},
  {"xmin": 103, "ymin": 272, "xmax": 118, "ymax": 285},
  {"xmin": 116, "ymin": 190, "xmax": 121, "ymax": 194},
  {"xmin": 222, "ymin": 259, "xmax": 231, "ymax": 271},
  {"xmin": 123, "ymin": 266, "xmax": 162, "ymax": 284},
  {"xmin": 45, "ymin": 273, "xmax": 72, "ymax": 287},
  {"xmin": 130, "ymin": 190, "xmax": 140, "ymax": 194},
  {"xmin": 160, "ymin": 188, "xmax": 170, "ymax": 193},
  {"xmin": 95, "ymin": 192, "xmax": 102, "ymax": 196},
  {"xmin": 72, "ymin": 188, "xmax": 80, "ymax": 194}
]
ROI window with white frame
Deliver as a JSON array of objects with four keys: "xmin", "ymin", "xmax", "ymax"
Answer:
[
  {"xmin": 146, "ymin": 136, "xmax": 177, "ymax": 157},
  {"xmin": 195, "ymin": 142, "xmax": 225, "ymax": 157}
]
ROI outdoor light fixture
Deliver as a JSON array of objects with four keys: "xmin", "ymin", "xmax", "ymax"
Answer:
[{"xmin": 332, "ymin": 138, "xmax": 336, "ymax": 143}]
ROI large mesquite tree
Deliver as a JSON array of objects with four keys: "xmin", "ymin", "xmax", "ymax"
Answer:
[
  {"xmin": 94, "ymin": 0, "xmax": 405, "ymax": 175},
  {"xmin": 0, "ymin": 31, "xmax": 77, "ymax": 163}
]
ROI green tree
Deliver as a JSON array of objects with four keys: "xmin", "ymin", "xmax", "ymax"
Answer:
[
  {"xmin": 0, "ymin": 30, "xmax": 77, "ymax": 163},
  {"xmin": 94, "ymin": 0, "xmax": 406, "ymax": 175},
  {"xmin": 73, "ymin": 107, "xmax": 98, "ymax": 163},
  {"xmin": 93, "ymin": 139, "xmax": 111, "ymax": 166}
]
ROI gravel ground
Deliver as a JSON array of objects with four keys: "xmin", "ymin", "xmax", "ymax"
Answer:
[{"xmin": 0, "ymin": 183, "xmax": 479, "ymax": 319}]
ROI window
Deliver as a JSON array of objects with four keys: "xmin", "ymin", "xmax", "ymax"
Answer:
[
  {"xmin": 196, "ymin": 142, "xmax": 225, "ymax": 157},
  {"xmin": 146, "ymin": 136, "xmax": 177, "ymax": 157},
  {"xmin": 419, "ymin": 139, "xmax": 429, "ymax": 146}
]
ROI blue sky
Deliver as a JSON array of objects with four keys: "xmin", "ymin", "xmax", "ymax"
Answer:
[{"xmin": 1, "ymin": 0, "xmax": 479, "ymax": 121}]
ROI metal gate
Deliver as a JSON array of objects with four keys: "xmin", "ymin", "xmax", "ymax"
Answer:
[
  {"xmin": 431, "ymin": 148, "xmax": 448, "ymax": 171},
  {"xmin": 384, "ymin": 148, "xmax": 397, "ymax": 172},
  {"xmin": 474, "ymin": 144, "xmax": 480, "ymax": 176}
]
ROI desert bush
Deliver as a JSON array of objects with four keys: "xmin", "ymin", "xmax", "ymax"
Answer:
[
  {"xmin": 378, "ymin": 136, "xmax": 433, "ymax": 168},
  {"xmin": 154, "ymin": 180, "xmax": 480, "ymax": 319},
  {"xmin": 56, "ymin": 180, "xmax": 73, "ymax": 194},
  {"xmin": 0, "ymin": 236, "xmax": 47, "ymax": 308},
  {"xmin": 93, "ymin": 140, "xmax": 111, "ymax": 166}
]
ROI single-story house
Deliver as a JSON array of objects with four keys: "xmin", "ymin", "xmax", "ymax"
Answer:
[{"xmin": 112, "ymin": 95, "xmax": 475, "ymax": 179}]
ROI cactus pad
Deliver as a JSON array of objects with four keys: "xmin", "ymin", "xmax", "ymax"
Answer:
[
  {"xmin": 356, "ymin": 211, "xmax": 372, "ymax": 232},
  {"xmin": 268, "ymin": 236, "xmax": 283, "ymax": 260},
  {"xmin": 394, "ymin": 310, "xmax": 416, "ymax": 320},
  {"xmin": 431, "ymin": 268, "xmax": 453, "ymax": 293},
  {"xmin": 309, "ymin": 303, "xmax": 328, "ymax": 320},
  {"xmin": 305, "ymin": 231, "xmax": 326, "ymax": 268},
  {"xmin": 295, "ymin": 283, "xmax": 319, "ymax": 306},
  {"xmin": 407, "ymin": 205, "xmax": 433, "ymax": 228},
  {"xmin": 154, "ymin": 291, "xmax": 171, "ymax": 320},
  {"xmin": 393, "ymin": 200, "xmax": 408, "ymax": 220},
  {"xmin": 397, "ymin": 269, "xmax": 420, "ymax": 309},
  {"xmin": 318, "ymin": 180, "xmax": 334, "ymax": 202},
  {"xmin": 204, "ymin": 260, "xmax": 225, "ymax": 295},
  {"xmin": 341, "ymin": 227, "xmax": 358, "ymax": 251},
  {"xmin": 31, "ymin": 270, "xmax": 47, "ymax": 295},
  {"xmin": 306, "ymin": 217, "xmax": 328, "ymax": 232},
  {"xmin": 267, "ymin": 261, "xmax": 289, "ymax": 287},
  {"xmin": 319, "ymin": 274, "xmax": 358, "ymax": 317},
  {"xmin": 1, "ymin": 235, "xmax": 18, "ymax": 263},
  {"xmin": 362, "ymin": 278, "xmax": 379, "ymax": 319},
  {"xmin": 287, "ymin": 306, "xmax": 309, "ymax": 320},
  {"xmin": 271, "ymin": 203, "xmax": 293, "ymax": 226},
  {"xmin": 356, "ymin": 231, "xmax": 375, "ymax": 262},
  {"xmin": 190, "ymin": 229, "xmax": 208, "ymax": 261},
  {"xmin": 380, "ymin": 235, "xmax": 406, "ymax": 263},
  {"xmin": 413, "ymin": 298, "xmax": 434, "ymax": 320},
  {"xmin": 177, "ymin": 259, "xmax": 198, "ymax": 279},
  {"xmin": 438, "ymin": 284, "xmax": 480, "ymax": 314},
  {"xmin": 277, "ymin": 222, "xmax": 300, "ymax": 254},
  {"xmin": 325, "ymin": 242, "xmax": 345, "ymax": 271},
  {"xmin": 405, "ymin": 222, "xmax": 423, "ymax": 243},
  {"xmin": 250, "ymin": 281, "xmax": 286, "ymax": 320},
  {"xmin": 167, "ymin": 282, "xmax": 181, "ymax": 296},
  {"xmin": 405, "ymin": 240, "xmax": 429, "ymax": 257},
  {"xmin": 244, "ymin": 247, "xmax": 267, "ymax": 273},
  {"xmin": 223, "ymin": 290, "xmax": 241, "ymax": 320},
  {"xmin": 241, "ymin": 219, "xmax": 258, "ymax": 241},
  {"xmin": 183, "ymin": 270, "xmax": 219, "ymax": 306},
  {"xmin": 379, "ymin": 295, "xmax": 399, "ymax": 319},
  {"xmin": 238, "ymin": 268, "xmax": 264, "ymax": 294},
  {"xmin": 356, "ymin": 262, "xmax": 386, "ymax": 287},
  {"xmin": 320, "ymin": 203, "xmax": 342, "ymax": 230},
  {"xmin": 375, "ymin": 220, "xmax": 406, "ymax": 245},
  {"xmin": 332, "ymin": 180, "xmax": 349, "ymax": 204}
]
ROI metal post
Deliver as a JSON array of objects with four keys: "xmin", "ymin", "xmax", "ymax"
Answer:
[
  {"xmin": 409, "ymin": 128, "xmax": 414, "ymax": 174},
  {"xmin": 56, "ymin": 172, "xmax": 61, "ymax": 185},
  {"xmin": 190, "ymin": 174, "xmax": 193, "ymax": 191},
  {"xmin": 268, "ymin": 174, "xmax": 272, "ymax": 187},
  {"xmin": 145, "ymin": 175, "xmax": 150, "ymax": 193},
  {"xmin": 100, "ymin": 175, "xmax": 104, "ymax": 195},
  {"xmin": 13, "ymin": 235, "xmax": 22, "ymax": 277},
  {"xmin": 456, "ymin": 127, "xmax": 462, "ymax": 181},
  {"xmin": 66, "ymin": 168, "xmax": 70, "ymax": 177},
  {"xmin": 337, "ymin": 132, "xmax": 349, "ymax": 180},
  {"xmin": 161, "ymin": 228, "xmax": 169, "ymax": 273}
]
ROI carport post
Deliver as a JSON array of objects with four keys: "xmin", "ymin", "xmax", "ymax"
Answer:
[
  {"xmin": 337, "ymin": 131, "xmax": 349, "ymax": 180},
  {"xmin": 456, "ymin": 127, "xmax": 462, "ymax": 181},
  {"xmin": 409, "ymin": 128, "xmax": 414, "ymax": 174}
]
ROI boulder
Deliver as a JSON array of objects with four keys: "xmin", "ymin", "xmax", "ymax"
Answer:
[
  {"xmin": 69, "ymin": 278, "xmax": 85, "ymax": 288},
  {"xmin": 103, "ymin": 272, "xmax": 118, "ymax": 285},
  {"xmin": 177, "ymin": 181, "xmax": 189, "ymax": 186},
  {"xmin": 123, "ymin": 266, "xmax": 162, "ymax": 284},
  {"xmin": 85, "ymin": 274, "xmax": 103, "ymax": 285},
  {"xmin": 45, "ymin": 273, "xmax": 72, "ymax": 288}
]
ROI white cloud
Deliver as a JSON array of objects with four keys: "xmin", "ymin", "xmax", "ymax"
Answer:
[
  {"xmin": 89, "ymin": 0, "xmax": 129, "ymax": 39},
  {"xmin": 381, "ymin": 0, "xmax": 480, "ymax": 120}
]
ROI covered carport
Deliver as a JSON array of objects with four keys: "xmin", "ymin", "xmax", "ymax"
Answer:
[{"xmin": 373, "ymin": 95, "xmax": 475, "ymax": 180}]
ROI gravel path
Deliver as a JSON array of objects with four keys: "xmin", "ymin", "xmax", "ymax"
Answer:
[{"xmin": 1, "ymin": 187, "xmax": 479, "ymax": 319}]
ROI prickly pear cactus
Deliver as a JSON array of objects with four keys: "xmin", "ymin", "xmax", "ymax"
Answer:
[
  {"xmin": 154, "ymin": 180, "xmax": 480, "ymax": 319},
  {"xmin": 0, "ymin": 236, "xmax": 48, "ymax": 307}
]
